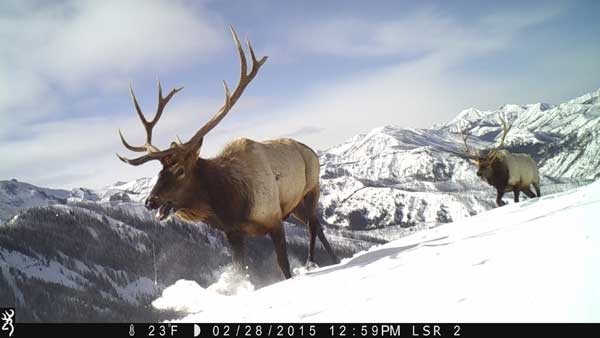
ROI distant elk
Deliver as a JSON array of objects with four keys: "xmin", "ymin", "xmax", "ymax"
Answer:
[
  {"xmin": 116, "ymin": 27, "xmax": 339, "ymax": 279},
  {"xmin": 461, "ymin": 117, "xmax": 541, "ymax": 207}
]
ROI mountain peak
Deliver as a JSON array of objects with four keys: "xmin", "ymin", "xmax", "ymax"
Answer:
[{"xmin": 567, "ymin": 88, "xmax": 600, "ymax": 105}]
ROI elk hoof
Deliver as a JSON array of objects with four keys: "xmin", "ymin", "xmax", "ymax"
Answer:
[{"xmin": 305, "ymin": 261, "xmax": 319, "ymax": 270}]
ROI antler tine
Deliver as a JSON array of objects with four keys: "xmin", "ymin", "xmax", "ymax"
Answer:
[
  {"xmin": 488, "ymin": 116, "xmax": 512, "ymax": 158},
  {"xmin": 246, "ymin": 37, "xmax": 268, "ymax": 73},
  {"xmin": 124, "ymin": 83, "xmax": 159, "ymax": 153},
  {"xmin": 154, "ymin": 78, "xmax": 183, "ymax": 126},
  {"xmin": 116, "ymin": 147, "xmax": 176, "ymax": 166},
  {"xmin": 129, "ymin": 83, "xmax": 148, "ymax": 125},
  {"xmin": 184, "ymin": 26, "xmax": 268, "ymax": 151},
  {"xmin": 117, "ymin": 81, "xmax": 183, "ymax": 165},
  {"xmin": 232, "ymin": 27, "xmax": 248, "ymax": 83},
  {"xmin": 499, "ymin": 116, "xmax": 512, "ymax": 144},
  {"xmin": 460, "ymin": 126, "xmax": 478, "ymax": 159},
  {"xmin": 223, "ymin": 80, "xmax": 231, "ymax": 106},
  {"xmin": 118, "ymin": 128, "xmax": 147, "ymax": 152}
]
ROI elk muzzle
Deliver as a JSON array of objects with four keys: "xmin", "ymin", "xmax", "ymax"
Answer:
[
  {"xmin": 145, "ymin": 196, "xmax": 175, "ymax": 221},
  {"xmin": 145, "ymin": 196, "xmax": 159, "ymax": 210}
]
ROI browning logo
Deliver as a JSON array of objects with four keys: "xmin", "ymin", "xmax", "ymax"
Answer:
[{"xmin": 0, "ymin": 308, "xmax": 14, "ymax": 337}]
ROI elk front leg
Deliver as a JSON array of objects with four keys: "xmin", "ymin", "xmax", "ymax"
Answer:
[
  {"xmin": 226, "ymin": 231, "xmax": 245, "ymax": 273},
  {"xmin": 496, "ymin": 189, "xmax": 507, "ymax": 207},
  {"xmin": 514, "ymin": 189, "xmax": 520, "ymax": 203},
  {"xmin": 270, "ymin": 224, "xmax": 292, "ymax": 279}
]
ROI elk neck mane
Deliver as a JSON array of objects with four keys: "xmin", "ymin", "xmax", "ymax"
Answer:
[
  {"xmin": 176, "ymin": 153, "xmax": 255, "ymax": 227},
  {"xmin": 486, "ymin": 154, "xmax": 509, "ymax": 188}
]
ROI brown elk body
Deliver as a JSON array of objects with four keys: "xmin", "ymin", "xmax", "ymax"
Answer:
[
  {"xmin": 116, "ymin": 27, "xmax": 339, "ymax": 279},
  {"xmin": 462, "ymin": 118, "xmax": 541, "ymax": 207}
]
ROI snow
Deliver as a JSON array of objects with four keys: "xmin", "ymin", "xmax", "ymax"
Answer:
[
  {"xmin": 0, "ymin": 180, "xmax": 71, "ymax": 222},
  {"xmin": 0, "ymin": 262, "xmax": 25, "ymax": 305},
  {"xmin": 51, "ymin": 204, "xmax": 150, "ymax": 252},
  {"xmin": 0, "ymin": 248, "xmax": 88, "ymax": 290},
  {"xmin": 153, "ymin": 180, "xmax": 600, "ymax": 322},
  {"xmin": 2, "ymin": 89, "xmax": 600, "ymax": 321},
  {"xmin": 96, "ymin": 176, "xmax": 157, "ymax": 203},
  {"xmin": 318, "ymin": 89, "xmax": 600, "ymax": 230},
  {"xmin": 206, "ymin": 265, "xmax": 255, "ymax": 296}
]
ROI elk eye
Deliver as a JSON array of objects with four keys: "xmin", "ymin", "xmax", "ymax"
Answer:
[{"xmin": 175, "ymin": 168, "xmax": 185, "ymax": 177}]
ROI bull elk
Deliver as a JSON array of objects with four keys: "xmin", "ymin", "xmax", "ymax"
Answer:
[
  {"xmin": 461, "ymin": 117, "xmax": 541, "ymax": 207},
  {"xmin": 116, "ymin": 27, "xmax": 339, "ymax": 279}
]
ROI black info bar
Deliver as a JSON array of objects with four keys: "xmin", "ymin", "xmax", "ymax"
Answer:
[{"xmin": 6, "ymin": 323, "xmax": 600, "ymax": 338}]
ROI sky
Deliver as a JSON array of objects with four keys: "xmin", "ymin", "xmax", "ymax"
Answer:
[{"xmin": 1, "ymin": 0, "xmax": 599, "ymax": 189}]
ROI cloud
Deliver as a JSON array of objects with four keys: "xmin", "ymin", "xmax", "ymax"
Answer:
[
  {"xmin": 2, "ymin": 1, "xmax": 598, "ymax": 189},
  {"xmin": 0, "ymin": 0, "xmax": 225, "ymax": 137},
  {"xmin": 280, "ymin": 126, "xmax": 325, "ymax": 138},
  {"xmin": 222, "ymin": 1, "xmax": 597, "ymax": 154},
  {"xmin": 289, "ymin": 5, "xmax": 565, "ymax": 60},
  {"xmin": 0, "ymin": 85, "xmax": 279, "ymax": 188}
]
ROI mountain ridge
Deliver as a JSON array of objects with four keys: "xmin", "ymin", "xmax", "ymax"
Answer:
[{"xmin": 1, "ymin": 88, "xmax": 599, "ymax": 321}]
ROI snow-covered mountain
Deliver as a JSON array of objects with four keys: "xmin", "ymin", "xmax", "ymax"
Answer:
[
  {"xmin": 319, "ymin": 89, "xmax": 599, "ymax": 232},
  {"xmin": 1, "ymin": 89, "xmax": 599, "ymax": 322},
  {"xmin": 3, "ymin": 90, "xmax": 597, "ymax": 230},
  {"xmin": 0, "ymin": 177, "xmax": 157, "ymax": 223},
  {"xmin": 154, "ymin": 179, "xmax": 600, "ymax": 322},
  {"xmin": 0, "ymin": 180, "xmax": 96, "ymax": 223},
  {"xmin": 0, "ymin": 200, "xmax": 367, "ymax": 321}
]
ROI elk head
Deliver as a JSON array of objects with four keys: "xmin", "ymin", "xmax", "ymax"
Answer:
[
  {"xmin": 116, "ymin": 27, "xmax": 267, "ymax": 221},
  {"xmin": 462, "ymin": 117, "xmax": 512, "ymax": 181}
]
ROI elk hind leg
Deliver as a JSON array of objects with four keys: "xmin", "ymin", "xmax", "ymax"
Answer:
[
  {"xmin": 304, "ymin": 188, "xmax": 340, "ymax": 265},
  {"xmin": 533, "ymin": 182, "xmax": 541, "ymax": 197},
  {"xmin": 312, "ymin": 216, "xmax": 340, "ymax": 264},
  {"xmin": 291, "ymin": 196, "xmax": 318, "ymax": 267},
  {"xmin": 522, "ymin": 187, "xmax": 536, "ymax": 198},
  {"xmin": 514, "ymin": 188, "xmax": 520, "ymax": 203},
  {"xmin": 269, "ymin": 224, "xmax": 292, "ymax": 279}
]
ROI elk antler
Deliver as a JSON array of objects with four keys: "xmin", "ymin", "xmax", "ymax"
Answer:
[
  {"xmin": 116, "ymin": 79, "xmax": 183, "ymax": 165},
  {"xmin": 487, "ymin": 116, "xmax": 512, "ymax": 159},
  {"xmin": 460, "ymin": 126, "xmax": 479, "ymax": 159},
  {"xmin": 181, "ymin": 26, "xmax": 268, "ymax": 152},
  {"xmin": 117, "ymin": 26, "xmax": 267, "ymax": 166}
]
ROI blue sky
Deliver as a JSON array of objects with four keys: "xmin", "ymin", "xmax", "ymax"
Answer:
[{"xmin": 1, "ymin": 0, "xmax": 599, "ymax": 188}]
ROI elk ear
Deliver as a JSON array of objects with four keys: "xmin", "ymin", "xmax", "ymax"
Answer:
[{"xmin": 160, "ymin": 155, "xmax": 176, "ymax": 167}]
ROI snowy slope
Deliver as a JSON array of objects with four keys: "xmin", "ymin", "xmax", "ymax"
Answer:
[
  {"xmin": 442, "ymin": 89, "xmax": 600, "ymax": 178},
  {"xmin": 95, "ymin": 177, "xmax": 157, "ymax": 203},
  {"xmin": 3, "ymin": 90, "xmax": 596, "ymax": 232},
  {"xmin": 1, "ymin": 89, "xmax": 599, "ymax": 322},
  {"xmin": 319, "ymin": 89, "xmax": 599, "ymax": 232},
  {"xmin": 154, "ymin": 180, "xmax": 600, "ymax": 322},
  {"xmin": 0, "ymin": 179, "xmax": 99, "ymax": 222},
  {"xmin": 0, "ymin": 198, "xmax": 371, "ymax": 321}
]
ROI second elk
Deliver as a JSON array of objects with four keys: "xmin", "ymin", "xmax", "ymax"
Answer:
[{"xmin": 461, "ymin": 117, "xmax": 541, "ymax": 207}]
